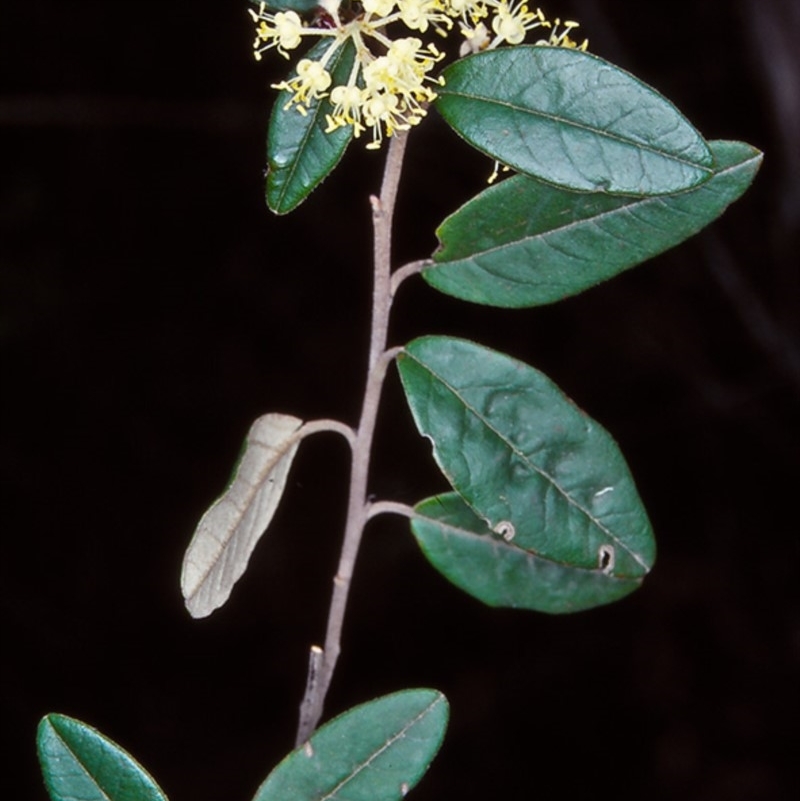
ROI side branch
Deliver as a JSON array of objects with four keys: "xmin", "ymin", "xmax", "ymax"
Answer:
[
  {"xmin": 390, "ymin": 259, "xmax": 432, "ymax": 298},
  {"xmin": 366, "ymin": 500, "xmax": 418, "ymax": 521},
  {"xmin": 298, "ymin": 418, "xmax": 358, "ymax": 449}
]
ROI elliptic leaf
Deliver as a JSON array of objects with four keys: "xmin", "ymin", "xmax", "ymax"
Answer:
[
  {"xmin": 412, "ymin": 493, "xmax": 642, "ymax": 613},
  {"xmin": 266, "ymin": 39, "xmax": 355, "ymax": 214},
  {"xmin": 397, "ymin": 337, "xmax": 655, "ymax": 579},
  {"xmin": 252, "ymin": 689, "xmax": 449, "ymax": 801},
  {"xmin": 181, "ymin": 413, "xmax": 304, "ymax": 618},
  {"xmin": 424, "ymin": 140, "xmax": 763, "ymax": 307},
  {"xmin": 435, "ymin": 46, "xmax": 714, "ymax": 195},
  {"xmin": 37, "ymin": 714, "xmax": 167, "ymax": 801}
]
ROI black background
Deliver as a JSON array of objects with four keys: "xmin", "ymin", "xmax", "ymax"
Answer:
[{"xmin": 2, "ymin": 1, "xmax": 798, "ymax": 799}]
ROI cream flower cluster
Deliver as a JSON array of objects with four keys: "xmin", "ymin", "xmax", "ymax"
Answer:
[{"xmin": 249, "ymin": 0, "xmax": 587, "ymax": 149}]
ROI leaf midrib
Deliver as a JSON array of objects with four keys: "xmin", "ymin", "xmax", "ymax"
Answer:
[
  {"xmin": 431, "ymin": 149, "xmax": 759, "ymax": 268},
  {"xmin": 318, "ymin": 695, "xmax": 444, "ymax": 801},
  {"xmin": 272, "ymin": 42, "xmax": 353, "ymax": 212},
  {"xmin": 48, "ymin": 722, "xmax": 115, "ymax": 801},
  {"xmin": 417, "ymin": 499, "xmax": 642, "ymax": 580},
  {"xmin": 437, "ymin": 88, "xmax": 713, "ymax": 173},
  {"xmin": 405, "ymin": 350, "xmax": 650, "ymax": 571}
]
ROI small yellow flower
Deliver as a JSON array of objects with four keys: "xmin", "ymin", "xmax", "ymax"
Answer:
[
  {"xmin": 274, "ymin": 11, "xmax": 304, "ymax": 51},
  {"xmin": 536, "ymin": 18, "xmax": 588, "ymax": 50},
  {"xmin": 250, "ymin": 0, "xmax": 587, "ymax": 147},
  {"xmin": 273, "ymin": 59, "xmax": 333, "ymax": 114},
  {"xmin": 490, "ymin": 2, "xmax": 544, "ymax": 46},
  {"xmin": 396, "ymin": 0, "xmax": 453, "ymax": 34},
  {"xmin": 249, "ymin": 5, "xmax": 308, "ymax": 59},
  {"xmin": 326, "ymin": 85, "xmax": 368, "ymax": 137},
  {"xmin": 362, "ymin": 0, "xmax": 398, "ymax": 16},
  {"xmin": 459, "ymin": 21, "xmax": 490, "ymax": 56}
]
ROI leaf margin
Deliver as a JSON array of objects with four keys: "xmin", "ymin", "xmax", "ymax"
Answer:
[
  {"xmin": 252, "ymin": 688, "xmax": 449, "ymax": 801},
  {"xmin": 422, "ymin": 139, "xmax": 764, "ymax": 307},
  {"xmin": 396, "ymin": 335, "xmax": 656, "ymax": 578},
  {"xmin": 37, "ymin": 713, "xmax": 168, "ymax": 801},
  {"xmin": 411, "ymin": 492, "xmax": 644, "ymax": 613},
  {"xmin": 181, "ymin": 412, "xmax": 304, "ymax": 619},
  {"xmin": 435, "ymin": 45, "xmax": 715, "ymax": 196},
  {"xmin": 266, "ymin": 38, "xmax": 356, "ymax": 215}
]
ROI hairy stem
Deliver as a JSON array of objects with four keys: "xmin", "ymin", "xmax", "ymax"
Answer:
[
  {"xmin": 390, "ymin": 258, "xmax": 431, "ymax": 299},
  {"xmin": 295, "ymin": 131, "xmax": 411, "ymax": 745}
]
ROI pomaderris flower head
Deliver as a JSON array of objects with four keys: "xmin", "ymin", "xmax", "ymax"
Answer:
[{"xmin": 249, "ymin": 0, "xmax": 587, "ymax": 148}]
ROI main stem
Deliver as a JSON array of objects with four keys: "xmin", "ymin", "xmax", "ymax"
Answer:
[{"xmin": 295, "ymin": 130, "xmax": 411, "ymax": 745}]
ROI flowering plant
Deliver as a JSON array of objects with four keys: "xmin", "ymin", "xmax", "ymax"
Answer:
[
  {"xmin": 250, "ymin": 0, "xmax": 585, "ymax": 149},
  {"xmin": 36, "ymin": 2, "xmax": 761, "ymax": 800}
]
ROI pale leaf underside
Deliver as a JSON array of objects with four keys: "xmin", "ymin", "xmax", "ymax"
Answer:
[{"xmin": 181, "ymin": 413, "xmax": 303, "ymax": 618}]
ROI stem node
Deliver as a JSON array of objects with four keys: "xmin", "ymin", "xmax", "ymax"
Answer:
[{"xmin": 294, "ymin": 130, "xmax": 412, "ymax": 746}]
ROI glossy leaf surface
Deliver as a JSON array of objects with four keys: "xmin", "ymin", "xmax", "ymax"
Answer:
[
  {"xmin": 412, "ymin": 493, "xmax": 642, "ymax": 612},
  {"xmin": 436, "ymin": 46, "xmax": 714, "ymax": 195},
  {"xmin": 182, "ymin": 413, "xmax": 303, "ymax": 618},
  {"xmin": 248, "ymin": 0, "xmax": 320, "ymax": 21},
  {"xmin": 253, "ymin": 689, "xmax": 448, "ymax": 801},
  {"xmin": 266, "ymin": 39, "xmax": 355, "ymax": 214},
  {"xmin": 424, "ymin": 140, "xmax": 762, "ymax": 307},
  {"xmin": 397, "ymin": 337, "xmax": 655, "ymax": 579},
  {"xmin": 37, "ymin": 714, "xmax": 167, "ymax": 801}
]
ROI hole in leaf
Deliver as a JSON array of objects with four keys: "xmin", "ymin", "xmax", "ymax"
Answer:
[
  {"xmin": 598, "ymin": 544, "xmax": 615, "ymax": 574},
  {"xmin": 493, "ymin": 521, "xmax": 515, "ymax": 541}
]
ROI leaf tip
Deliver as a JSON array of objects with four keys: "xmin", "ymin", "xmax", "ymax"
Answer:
[{"xmin": 183, "ymin": 595, "xmax": 213, "ymax": 620}]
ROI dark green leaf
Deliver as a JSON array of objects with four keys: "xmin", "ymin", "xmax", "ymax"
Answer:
[
  {"xmin": 248, "ymin": 0, "xmax": 320, "ymax": 16},
  {"xmin": 424, "ymin": 140, "xmax": 762, "ymax": 307},
  {"xmin": 435, "ymin": 46, "xmax": 714, "ymax": 195},
  {"xmin": 412, "ymin": 493, "xmax": 643, "ymax": 612},
  {"xmin": 397, "ymin": 337, "xmax": 655, "ymax": 579},
  {"xmin": 37, "ymin": 714, "xmax": 167, "ymax": 801},
  {"xmin": 252, "ymin": 689, "xmax": 448, "ymax": 801},
  {"xmin": 266, "ymin": 38, "xmax": 355, "ymax": 214}
]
